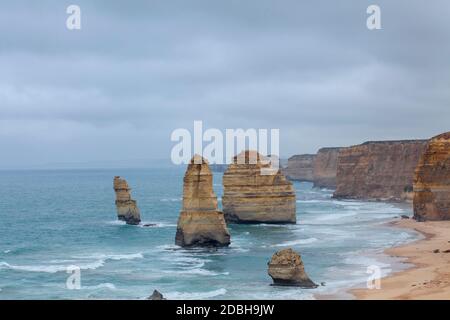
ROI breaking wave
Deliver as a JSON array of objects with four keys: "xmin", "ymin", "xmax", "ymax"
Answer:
[
  {"xmin": 272, "ymin": 238, "xmax": 318, "ymax": 247},
  {"xmin": 0, "ymin": 253, "xmax": 143, "ymax": 274},
  {"xmin": 166, "ymin": 288, "xmax": 227, "ymax": 300}
]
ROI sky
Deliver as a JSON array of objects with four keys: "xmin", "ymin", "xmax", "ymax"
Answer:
[{"xmin": 0, "ymin": 0, "xmax": 449, "ymax": 168}]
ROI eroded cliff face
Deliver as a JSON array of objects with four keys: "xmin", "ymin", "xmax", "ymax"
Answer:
[
  {"xmin": 223, "ymin": 150, "xmax": 296, "ymax": 224},
  {"xmin": 413, "ymin": 132, "xmax": 450, "ymax": 221},
  {"xmin": 313, "ymin": 147, "xmax": 341, "ymax": 189},
  {"xmin": 113, "ymin": 176, "xmax": 141, "ymax": 225},
  {"xmin": 283, "ymin": 154, "xmax": 315, "ymax": 181},
  {"xmin": 175, "ymin": 155, "xmax": 230, "ymax": 247},
  {"xmin": 333, "ymin": 140, "xmax": 428, "ymax": 201}
]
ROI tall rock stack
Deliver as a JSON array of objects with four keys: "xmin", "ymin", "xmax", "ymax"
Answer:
[
  {"xmin": 413, "ymin": 132, "xmax": 450, "ymax": 221},
  {"xmin": 333, "ymin": 140, "xmax": 428, "ymax": 201},
  {"xmin": 175, "ymin": 155, "xmax": 231, "ymax": 247},
  {"xmin": 113, "ymin": 176, "xmax": 141, "ymax": 225},
  {"xmin": 283, "ymin": 154, "xmax": 316, "ymax": 181},
  {"xmin": 223, "ymin": 150, "xmax": 296, "ymax": 224},
  {"xmin": 313, "ymin": 147, "xmax": 341, "ymax": 189}
]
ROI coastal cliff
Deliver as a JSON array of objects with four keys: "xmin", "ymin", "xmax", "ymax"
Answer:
[
  {"xmin": 283, "ymin": 154, "xmax": 315, "ymax": 181},
  {"xmin": 175, "ymin": 155, "xmax": 230, "ymax": 247},
  {"xmin": 413, "ymin": 132, "xmax": 450, "ymax": 221},
  {"xmin": 113, "ymin": 176, "xmax": 141, "ymax": 225},
  {"xmin": 313, "ymin": 147, "xmax": 341, "ymax": 189},
  {"xmin": 222, "ymin": 151, "xmax": 296, "ymax": 224},
  {"xmin": 333, "ymin": 140, "xmax": 428, "ymax": 201}
]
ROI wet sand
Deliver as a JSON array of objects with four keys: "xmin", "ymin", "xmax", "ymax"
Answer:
[{"xmin": 351, "ymin": 219, "xmax": 450, "ymax": 299}]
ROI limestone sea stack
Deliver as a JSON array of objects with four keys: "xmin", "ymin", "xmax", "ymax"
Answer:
[
  {"xmin": 113, "ymin": 176, "xmax": 141, "ymax": 225},
  {"xmin": 175, "ymin": 155, "xmax": 231, "ymax": 247},
  {"xmin": 333, "ymin": 140, "xmax": 428, "ymax": 201},
  {"xmin": 283, "ymin": 154, "xmax": 316, "ymax": 182},
  {"xmin": 413, "ymin": 132, "xmax": 450, "ymax": 221},
  {"xmin": 222, "ymin": 150, "xmax": 296, "ymax": 224},
  {"xmin": 268, "ymin": 248, "xmax": 317, "ymax": 288},
  {"xmin": 313, "ymin": 147, "xmax": 341, "ymax": 189}
]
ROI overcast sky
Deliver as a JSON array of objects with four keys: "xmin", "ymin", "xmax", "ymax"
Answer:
[{"xmin": 0, "ymin": 0, "xmax": 449, "ymax": 168}]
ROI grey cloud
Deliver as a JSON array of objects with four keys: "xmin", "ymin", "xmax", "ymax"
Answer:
[{"xmin": 0, "ymin": 0, "xmax": 449, "ymax": 167}]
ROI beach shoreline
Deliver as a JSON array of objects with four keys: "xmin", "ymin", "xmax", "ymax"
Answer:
[{"xmin": 345, "ymin": 219, "xmax": 450, "ymax": 299}]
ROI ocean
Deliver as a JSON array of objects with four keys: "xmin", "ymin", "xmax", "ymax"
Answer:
[{"xmin": 0, "ymin": 167, "xmax": 421, "ymax": 300}]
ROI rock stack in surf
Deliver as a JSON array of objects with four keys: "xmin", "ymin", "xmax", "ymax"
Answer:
[
  {"xmin": 175, "ymin": 155, "xmax": 231, "ymax": 247},
  {"xmin": 113, "ymin": 176, "xmax": 141, "ymax": 225},
  {"xmin": 222, "ymin": 150, "xmax": 296, "ymax": 224},
  {"xmin": 268, "ymin": 248, "xmax": 317, "ymax": 288}
]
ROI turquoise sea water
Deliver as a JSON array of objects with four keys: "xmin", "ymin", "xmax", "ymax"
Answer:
[{"xmin": 0, "ymin": 167, "xmax": 420, "ymax": 300}]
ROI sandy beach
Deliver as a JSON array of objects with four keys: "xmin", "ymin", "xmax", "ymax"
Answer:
[{"xmin": 351, "ymin": 219, "xmax": 450, "ymax": 299}]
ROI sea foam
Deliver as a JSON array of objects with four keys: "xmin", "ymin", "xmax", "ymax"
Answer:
[{"xmin": 166, "ymin": 288, "xmax": 227, "ymax": 300}]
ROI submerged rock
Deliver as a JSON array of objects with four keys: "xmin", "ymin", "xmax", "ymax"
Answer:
[
  {"xmin": 113, "ymin": 176, "xmax": 141, "ymax": 225},
  {"xmin": 223, "ymin": 150, "xmax": 296, "ymax": 224},
  {"xmin": 413, "ymin": 132, "xmax": 450, "ymax": 221},
  {"xmin": 147, "ymin": 290, "xmax": 166, "ymax": 300},
  {"xmin": 175, "ymin": 155, "xmax": 231, "ymax": 247},
  {"xmin": 268, "ymin": 248, "xmax": 317, "ymax": 288}
]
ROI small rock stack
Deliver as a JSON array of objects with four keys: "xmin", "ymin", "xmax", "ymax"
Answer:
[
  {"xmin": 113, "ymin": 176, "xmax": 141, "ymax": 225},
  {"xmin": 147, "ymin": 290, "xmax": 166, "ymax": 300},
  {"xmin": 413, "ymin": 132, "xmax": 450, "ymax": 221},
  {"xmin": 268, "ymin": 248, "xmax": 317, "ymax": 288},
  {"xmin": 175, "ymin": 155, "xmax": 231, "ymax": 247},
  {"xmin": 223, "ymin": 150, "xmax": 296, "ymax": 224}
]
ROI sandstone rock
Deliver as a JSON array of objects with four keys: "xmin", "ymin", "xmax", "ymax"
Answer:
[
  {"xmin": 113, "ymin": 176, "xmax": 141, "ymax": 225},
  {"xmin": 313, "ymin": 147, "xmax": 341, "ymax": 189},
  {"xmin": 268, "ymin": 248, "xmax": 317, "ymax": 288},
  {"xmin": 283, "ymin": 154, "xmax": 316, "ymax": 181},
  {"xmin": 413, "ymin": 132, "xmax": 450, "ymax": 221},
  {"xmin": 333, "ymin": 140, "xmax": 428, "ymax": 201},
  {"xmin": 175, "ymin": 155, "xmax": 231, "ymax": 247},
  {"xmin": 147, "ymin": 290, "xmax": 166, "ymax": 300},
  {"xmin": 223, "ymin": 151, "xmax": 296, "ymax": 224}
]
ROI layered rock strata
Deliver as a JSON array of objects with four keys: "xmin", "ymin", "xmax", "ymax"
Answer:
[
  {"xmin": 313, "ymin": 147, "xmax": 341, "ymax": 189},
  {"xmin": 333, "ymin": 140, "xmax": 427, "ymax": 201},
  {"xmin": 113, "ymin": 176, "xmax": 141, "ymax": 225},
  {"xmin": 283, "ymin": 154, "xmax": 316, "ymax": 181},
  {"xmin": 268, "ymin": 248, "xmax": 317, "ymax": 288},
  {"xmin": 413, "ymin": 132, "xmax": 450, "ymax": 221},
  {"xmin": 175, "ymin": 155, "xmax": 231, "ymax": 247},
  {"xmin": 223, "ymin": 151, "xmax": 296, "ymax": 224}
]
